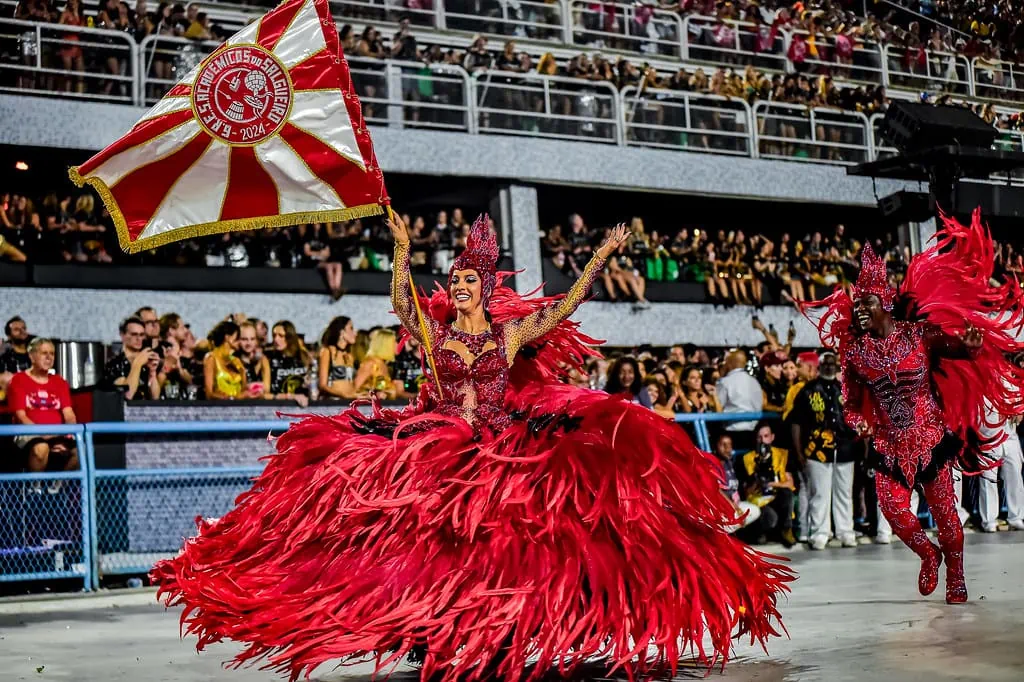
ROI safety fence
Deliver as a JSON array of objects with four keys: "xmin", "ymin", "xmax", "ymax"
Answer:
[
  {"xmin": 0, "ymin": 412, "xmax": 767, "ymax": 590},
  {"xmin": 7, "ymin": 10, "xmax": 1024, "ymax": 110}
]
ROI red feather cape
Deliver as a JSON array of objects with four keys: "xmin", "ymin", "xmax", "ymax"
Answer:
[
  {"xmin": 152, "ymin": 274, "xmax": 794, "ymax": 682},
  {"xmin": 804, "ymin": 209, "xmax": 1024, "ymax": 459}
]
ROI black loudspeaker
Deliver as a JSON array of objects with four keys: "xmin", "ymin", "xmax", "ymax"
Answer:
[
  {"xmin": 882, "ymin": 102, "xmax": 997, "ymax": 152},
  {"xmin": 878, "ymin": 191, "xmax": 934, "ymax": 223}
]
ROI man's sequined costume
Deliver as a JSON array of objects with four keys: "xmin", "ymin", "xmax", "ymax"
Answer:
[
  {"xmin": 806, "ymin": 210, "xmax": 1024, "ymax": 603},
  {"xmin": 151, "ymin": 216, "xmax": 793, "ymax": 682}
]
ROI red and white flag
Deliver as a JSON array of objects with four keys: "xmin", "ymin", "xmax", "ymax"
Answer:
[{"xmin": 70, "ymin": 0, "xmax": 389, "ymax": 253}]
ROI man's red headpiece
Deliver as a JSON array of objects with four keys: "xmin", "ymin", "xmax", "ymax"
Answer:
[
  {"xmin": 449, "ymin": 214, "xmax": 499, "ymax": 308},
  {"xmin": 852, "ymin": 242, "xmax": 895, "ymax": 311}
]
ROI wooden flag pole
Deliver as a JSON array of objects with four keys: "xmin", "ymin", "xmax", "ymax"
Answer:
[{"xmin": 387, "ymin": 206, "xmax": 444, "ymax": 399}]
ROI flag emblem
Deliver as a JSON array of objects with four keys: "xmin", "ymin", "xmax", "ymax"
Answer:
[
  {"xmin": 192, "ymin": 44, "xmax": 292, "ymax": 145},
  {"xmin": 70, "ymin": 0, "xmax": 389, "ymax": 253}
]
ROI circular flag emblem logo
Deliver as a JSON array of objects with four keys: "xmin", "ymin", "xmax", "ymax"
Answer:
[{"xmin": 192, "ymin": 44, "xmax": 293, "ymax": 146}]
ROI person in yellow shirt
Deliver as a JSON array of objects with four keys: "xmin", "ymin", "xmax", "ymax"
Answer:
[
  {"xmin": 740, "ymin": 422, "xmax": 796, "ymax": 547},
  {"xmin": 782, "ymin": 351, "xmax": 819, "ymax": 419}
]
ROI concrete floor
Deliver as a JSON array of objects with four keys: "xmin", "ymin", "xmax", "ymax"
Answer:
[{"xmin": 2, "ymin": 532, "xmax": 1023, "ymax": 682}]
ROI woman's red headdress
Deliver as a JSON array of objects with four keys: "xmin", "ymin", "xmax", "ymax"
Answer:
[{"xmin": 449, "ymin": 214, "xmax": 499, "ymax": 308}]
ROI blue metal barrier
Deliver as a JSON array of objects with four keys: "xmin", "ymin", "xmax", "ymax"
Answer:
[
  {"xmin": 0, "ymin": 424, "xmax": 91, "ymax": 590},
  {"xmin": 0, "ymin": 413, "xmax": 773, "ymax": 590},
  {"xmin": 675, "ymin": 411, "xmax": 777, "ymax": 451}
]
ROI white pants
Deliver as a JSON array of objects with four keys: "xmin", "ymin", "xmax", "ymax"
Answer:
[
  {"xmin": 979, "ymin": 438, "xmax": 1024, "ymax": 527},
  {"xmin": 725, "ymin": 501, "xmax": 762, "ymax": 534},
  {"xmin": 805, "ymin": 460, "xmax": 855, "ymax": 543},
  {"xmin": 877, "ymin": 468, "xmax": 968, "ymax": 539}
]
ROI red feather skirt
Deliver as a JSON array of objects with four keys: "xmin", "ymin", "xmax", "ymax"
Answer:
[{"xmin": 151, "ymin": 383, "xmax": 793, "ymax": 682}]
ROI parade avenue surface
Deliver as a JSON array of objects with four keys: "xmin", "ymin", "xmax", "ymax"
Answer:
[{"xmin": 2, "ymin": 533, "xmax": 1023, "ymax": 682}]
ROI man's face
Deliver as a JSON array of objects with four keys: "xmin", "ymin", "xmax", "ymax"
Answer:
[
  {"xmin": 853, "ymin": 294, "xmax": 888, "ymax": 334},
  {"xmin": 30, "ymin": 342, "xmax": 55, "ymax": 372},
  {"xmin": 7, "ymin": 319, "xmax": 28, "ymax": 343},
  {"xmin": 756, "ymin": 426, "xmax": 774, "ymax": 447},
  {"xmin": 820, "ymin": 354, "xmax": 839, "ymax": 379},
  {"xmin": 122, "ymin": 323, "xmax": 146, "ymax": 352},
  {"xmin": 139, "ymin": 309, "xmax": 159, "ymax": 339},
  {"xmin": 797, "ymin": 360, "xmax": 817, "ymax": 382},
  {"xmin": 239, "ymin": 326, "xmax": 257, "ymax": 354},
  {"xmin": 715, "ymin": 436, "xmax": 733, "ymax": 460},
  {"xmin": 669, "ymin": 346, "xmax": 685, "ymax": 363}
]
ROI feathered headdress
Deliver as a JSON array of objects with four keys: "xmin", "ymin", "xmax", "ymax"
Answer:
[
  {"xmin": 449, "ymin": 214, "xmax": 499, "ymax": 308},
  {"xmin": 852, "ymin": 242, "xmax": 895, "ymax": 311}
]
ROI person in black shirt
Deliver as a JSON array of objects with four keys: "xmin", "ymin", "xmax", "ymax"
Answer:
[
  {"xmin": 1, "ymin": 316, "xmax": 32, "ymax": 374},
  {"xmin": 102, "ymin": 316, "xmax": 160, "ymax": 400},
  {"xmin": 392, "ymin": 335, "xmax": 424, "ymax": 400},
  {"xmin": 789, "ymin": 351, "xmax": 858, "ymax": 550},
  {"xmin": 265, "ymin": 320, "xmax": 310, "ymax": 406},
  {"xmin": 391, "ymin": 18, "xmax": 418, "ymax": 61}
]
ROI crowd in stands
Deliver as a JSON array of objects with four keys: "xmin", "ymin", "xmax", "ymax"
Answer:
[
  {"xmin": 0, "ymin": 191, "xmax": 486, "ymax": 298},
  {"xmin": 543, "ymin": 214, "xmax": 911, "ymax": 307}
]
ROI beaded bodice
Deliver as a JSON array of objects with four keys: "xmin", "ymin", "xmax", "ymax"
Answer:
[
  {"xmin": 845, "ymin": 321, "xmax": 945, "ymax": 478},
  {"xmin": 433, "ymin": 324, "xmax": 511, "ymax": 431}
]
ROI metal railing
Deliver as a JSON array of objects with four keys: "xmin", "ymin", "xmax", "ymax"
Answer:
[
  {"xmin": 445, "ymin": 0, "xmax": 565, "ymax": 43},
  {"xmin": 0, "ymin": 16, "xmax": 138, "ymax": 105},
  {"xmin": 332, "ymin": 0, "xmax": 438, "ymax": 28},
  {"xmin": 681, "ymin": 15, "xmax": 788, "ymax": 73},
  {"xmin": 883, "ymin": 44, "xmax": 971, "ymax": 96},
  {"xmin": 1, "ymin": 412, "xmax": 780, "ymax": 590},
  {"xmin": 621, "ymin": 86, "xmax": 753, "ymax": 157},
  {"xmin": 474, "ymin": 69, "xmax": 621, "ymax": 143},
  {"xmin": 753, "ymin": 101, "xmax": 871, "ymax": 165},
  {"xmin": 138, "ymin": 34, "xmax": 220, "ymax": 106},
  {"xmin": 570, "ymin": 0, "xmax": 682, "ymax": 58},
  {"xmin": 972, "ymin": 57, "xmax": 1024, "ymax": 105},
  {"xmin": 787, "ymin": 30, "xmax": 887, "ymax": 88}
]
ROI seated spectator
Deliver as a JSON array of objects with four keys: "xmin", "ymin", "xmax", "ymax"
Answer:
[
  {"xmin": 678, "ymin": 365, "xmax": 720, "ymax": 413},
  {"xmin": 203, "ymin": 321, "xmax": 248, "ymax": 400},
  {"xmin": 606, "ymin": 239, "xmax": 650, "ymax": 308},
  {"xmin": 0, "ymin": 232, "xmax": 27, "ymax": 262},
  {"xmin": 266, "ymin": 320, "xmax": 310, "ymax": 406},
  {"xmin": 713, "ymin": 433, "xmax": 761, "ymax": 535},
  {"xmin": 236, "ymin": 321, "xmax": 270, "ymax": 399},
  {"xmin": 7, "ymin": 338, "xmax": 79, "ymax": 480},
  {"xmin": 158, "ymin": 312, "xmax": 195, "ymax": 386},
  {"xmin": 739, "ymin": 422, "xmax": 796, "ymax": 547},
  {"xmin": 355, "ymin": 328, "xmax": 397, "ymax": 400},
  {"xmin": 643, "ymin": 376, "xmax": 677, "ymax": 420},
  {"xmin": 135, "ymin": 306, "xmax": 161, "ymax": 350},
  {"xmin": 1, "ymin": 316, "xmax": 33, "ymax": 401},
  {"xmin": 103, "ymin": 316, "xmax": 160, "ymax": 400},
  {"xmin": 715, "ymin": 349, "xmax": 762, "ymax": 451},
  {"xmin": 759, "ymin": 349, "xmax": 791, "ymax": 413},
  {"xmin": 604, "ymin": 355, "xmax": 650, "ymax": 407},
  {"xmin": 318, "ymin": 316, "xmax": 358, "ymax": 400}
]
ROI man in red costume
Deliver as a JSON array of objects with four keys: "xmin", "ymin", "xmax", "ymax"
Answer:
[{"xmin": 806, "ymin": 211, "xmax": 1024, "ymax": 604}]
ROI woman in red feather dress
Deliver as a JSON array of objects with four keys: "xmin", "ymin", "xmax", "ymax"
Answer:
[
  {"xmin": 804, "ymin": 210, "xmax": 1024, "ymax": 604},
  {"xmin": 152, "ymin": 214, "xmax": 793, "ymax": 682}
]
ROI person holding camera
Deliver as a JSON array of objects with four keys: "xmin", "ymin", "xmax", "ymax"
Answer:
[
  {"xmin": 102, "ymin": 316, "xmax": 160, "ymax": 400},
  {"xmin": 739, "ymin": 422, "xmax": 797, "ymax": 547}
]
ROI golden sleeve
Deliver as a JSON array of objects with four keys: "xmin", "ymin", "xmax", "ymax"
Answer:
[
  {"xmin": 505, "ymin": 253, "xmax": 606, "ymax": 359},
  {"xmin": 391, "ymin": 241, "xmax": 435, "ymax": 346}
]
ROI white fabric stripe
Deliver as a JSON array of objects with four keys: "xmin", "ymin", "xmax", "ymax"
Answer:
[
  {"xmin": 138, "ymin": 142, "xmax": 230, "ymax": 240},
  {"xmin": 272, "ymin": 0, "xmax": 326, "ymax": 69},
  {"xmin": 226, "ymin": 18, "xmax": 261, "ymax": 47},
  {"xmin": 255, "ymin": 135, "xmax": 345, "ymax": 214},
  {"xmin": 90, "ymin": 120, "xmax": 202, "ymax": 189},
  {"xmin": 137, "ymin": 96, "xmax": 192, "ymax": 124},
  {"xmin": 286, "ymin": 91, "xmax": 365, "ymax": 170}
]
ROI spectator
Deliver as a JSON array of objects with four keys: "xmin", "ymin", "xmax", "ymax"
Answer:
[
  {"xmin": 739, "ymin": 422, "xmax": 797, "ymax": 547},
  {"xmin": 8, "ymin": 338, "xmax": 79, "ymax": 480},
  {"xmin": 782, "ymin": 351, "xmax": 820, "ymax": 419},
  {"xmin": 318, "ymin": 316, "xmax": 358, "ymax": 400},
  {"xmin": 249, "ymin": 318, "xmax": 270, "ymax": 349},
  {"xmin": 103, "ymin": 316, "xmax": 160, "ymax": 400},
  {"xmin": 644, "ymin": 376, "xmax": 677, "ymax": 419},
  {"xmin": 714, "ymin": 433, "xmax": 761, "ymax": 535},
  {"xmin": 1, "ymin": 315, "xmax": 32, "ymax": 376},
  {"xmin": 203, "ymin": 320, "xmax": 248, "ymax": 400},
  {"xmin": 354, "ymin": 328, "xmax": 397, "ymax": 400},
  {"xmin": 1, "ymin": 232, "xmax": 28, "ymax": 262},
  {"xmin": 234, "ymin": 321, "xmax": 270, "ymax": 398},
  {"xmin": 715, "ymin": 349, "xmax": 762, "ymax": 451},
  {"xmin": 391, "ymin": 17, "xmax": 418, "ymax": 61},
  {"xmin": 678, "ymin": 365, "xmax": 720, "ymax": 413},
  {"xmin": 135, "ymin": 306, "xmax": 161, "ymax": 350},
  {"xmin": 789, "ymin": 351, "xmax": 857, "ymax": 550},
  {"xmin": 759, "ymin": 349, "xmax": 790, "ymax": 413},
  {"xmin": 604, "ymin": 355, "xmax": 649, "ymax": 406},
  {"xmin": 266, "ymin": 320, "xmax": 310, "ymax": 406},
  {"xmin": 463, "ymin": 35, "xmax": 493, "ymax": 74},
  {"xmin": 159, "ymin": 312, "xmax": 195, "ymax": 380}
]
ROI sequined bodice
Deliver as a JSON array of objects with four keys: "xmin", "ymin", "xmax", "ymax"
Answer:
[
  {"xmin": 433, "ymin": 324, "xmax": 510, "ymax": 431},
  {"xmin": 847, "ymin": 321, "xmax": 944, "ymax": 473}
]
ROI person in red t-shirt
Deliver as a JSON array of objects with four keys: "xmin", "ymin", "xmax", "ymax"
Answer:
[{"xmin": 7, "ymin": 338, "xmax": 78, "ymax": 472}]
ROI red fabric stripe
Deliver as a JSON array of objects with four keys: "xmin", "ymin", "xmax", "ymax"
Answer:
[
  {"xmin": 165, "ymin": 84, "xmax": 191, "ymax": 97},
  {"xmin": 221, "ymin": 146, "xmax": 279, "ymax": 221},
  {"xmin": 77, "ymin": 108, "xmax": 195, "ymax": 177},
  {"xmin": 279, "ymin": 122, "xmax": 384, "ymax": 208},
  {"xmin": 288, "ymin": 50, "xmax": 339, "ymax": 91},
  {"xmin": 109, "ymin": 133, "xmax": 213, "ymax": 241},
  {"xmin": 256, "ymin": 0, "xmax": 306, "ymax": 52}
]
